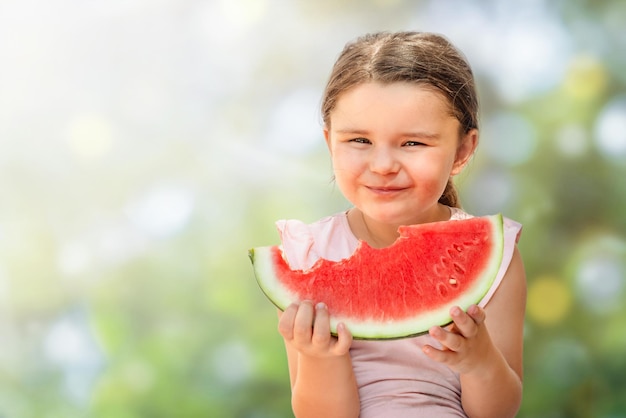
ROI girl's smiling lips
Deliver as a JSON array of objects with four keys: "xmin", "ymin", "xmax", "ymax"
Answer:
[{"xmin": 365, "ymin": 185, "xmax": 410, "ymax": 195}]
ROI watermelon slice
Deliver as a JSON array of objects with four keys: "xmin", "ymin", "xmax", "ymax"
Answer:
[{"xmin": 249, "ymin": 214, "xmax": 504, "ymax": 340}]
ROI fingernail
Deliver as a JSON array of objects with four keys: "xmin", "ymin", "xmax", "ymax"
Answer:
[
  {"xmin": 316, "ymin": 302, "xmax": 326, "ymax": 310},
  {"xmin": 451, "ymin": 306, "xmax": 462, "ymax": 316}
]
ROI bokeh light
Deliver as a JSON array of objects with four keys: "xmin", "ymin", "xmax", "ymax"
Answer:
[
  {"xmin": 554, "ymin": 123, "xmax": 589, "ymax": 158},
  {"xmin": 569, "ymin": 234, "xmax": 626, "ymax": 315},
  {"xmin": 594, "ymin": 95, "xmax": 626, "ymax": 161},
  {"xmin": 211, "ymin": 340, "xmax": 254, "ymax": 386},
  {"xmin": 67, "ymin": 113, "xmax": 114, "ymax": 160},
  {"xmin": 575, "ymin": 254, "xmax": 625, "ymax": 315},
  {"xmin": 527, "ymin": 276, "xmax": 572, "ymax": 326},
  {"xmin": 563, "ymin": 55, "xmax": 608, "ymax": 101},
  {"xmin": 482, "ymin": 112, "xmax": 537, "ymax": 166},
  {"xmin": 125, "ymin": 184, "xmax": 196, "ymax": 238}
]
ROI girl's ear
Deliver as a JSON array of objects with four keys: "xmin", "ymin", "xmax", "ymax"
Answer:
[
  {"xmin": 451, "ymin": 129, "xmax": 478, "ymax": 176},
  {"xmin": 324, "ymin": 127, "xmax": 332, "ymax": 154}
]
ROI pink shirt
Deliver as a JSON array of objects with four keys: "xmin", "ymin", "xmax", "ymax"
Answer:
[{"xmin": 276, "ymin": 207, "xmax": 522, "ymax": 417}]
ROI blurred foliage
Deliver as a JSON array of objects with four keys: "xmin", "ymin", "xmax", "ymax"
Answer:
[{"xmin": 0, "ymin": 0, "xmax": 625, "ymax": 417}]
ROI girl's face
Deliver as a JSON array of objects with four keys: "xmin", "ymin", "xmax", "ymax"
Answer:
[{"xmin": 325, "ymin": 82, "xmax": 477, "ymax": 228}]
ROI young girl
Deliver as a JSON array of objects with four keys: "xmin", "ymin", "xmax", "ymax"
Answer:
[{"xmin": 275, "ymin": 31, "xmax": 526, "ymax": 418}]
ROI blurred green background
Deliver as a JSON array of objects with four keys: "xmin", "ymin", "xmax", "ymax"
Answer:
[{"xmin": 1, "ymin": 0, "xmax": 625, "ymax": 417}]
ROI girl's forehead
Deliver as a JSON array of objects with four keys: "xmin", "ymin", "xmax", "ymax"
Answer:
[{"xmin": 330, "ymin": 82, "xmax": 455, "ymax": 124}]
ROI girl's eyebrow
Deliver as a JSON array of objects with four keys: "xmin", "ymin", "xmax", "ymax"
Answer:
[
  {"xmin": 334, "ymin": 128, "xmax": 369, "ymax": 135},
  {"xmin": 334, "ymin": 128, "xmax": 441, "ymax": 139},
  {"xmin": 403, "ymin": 131, "xmax": 441, "ymax": 140}
]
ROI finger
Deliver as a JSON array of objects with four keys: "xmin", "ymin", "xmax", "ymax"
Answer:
[
  {"xmin": 292, "ymin": 300, "xmax": 315, "ymax": 343},
  {"xmin": 277, "ymin": 303, "xmax": 299, "ymax": 340},
  {"xmin": 449, "ymin": 306, "xmax": 478, "ymax": 339},
  {"xmin": 429, "ymin": 325, "xmax": 464, "ymax": 352},
  {"xmin": 311, "ymin": 302, "xmax": 331, "ymax": 345},
  {"xmin": 333, "ymin": 322, "xmax": 353, "ymax": 355},
  {"xmin": 466, "ymin": 304, "xmax": 486, "ymax": 325},
  {"xmin": 422, "ymin": 342, "xmax": 449, "ymax": 361}
]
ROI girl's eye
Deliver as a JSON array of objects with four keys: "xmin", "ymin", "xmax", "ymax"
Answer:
[
  {"xmin": 350, "ymin": 137, "xmax": 371, "ymax": 144},
  {"xmin": 403, "ymin": 141, "xmax": 425, "ymax": 147}
]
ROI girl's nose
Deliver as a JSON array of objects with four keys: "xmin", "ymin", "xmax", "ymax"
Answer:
[{"xmin": 369, "ymin": 146, "xmax": 400, "ymax": 174}]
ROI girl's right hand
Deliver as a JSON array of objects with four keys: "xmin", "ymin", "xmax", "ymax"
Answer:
[{"xmin": 278, "ymin": 301, "xmax": 353, "ymax": 358}]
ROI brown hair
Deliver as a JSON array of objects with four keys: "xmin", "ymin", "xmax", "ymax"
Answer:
[{"xmin": 321, "ymin": 31, "xmax": 479, "ymax": 208}]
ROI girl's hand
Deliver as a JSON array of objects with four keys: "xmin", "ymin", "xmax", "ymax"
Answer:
[
  {"xmin": 422, "ymin": 304, "xmax": 497, "ymax": 376},
  {"xmin": 278, "ymin": 300, "xmax": 353, "ymax": 359}
]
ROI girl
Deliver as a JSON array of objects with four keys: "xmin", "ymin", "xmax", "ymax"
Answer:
[{"xmin": 275, "ymin": 31, "xmax": 526, "ymax": 418}]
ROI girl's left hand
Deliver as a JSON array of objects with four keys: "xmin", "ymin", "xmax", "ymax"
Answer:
[{"xmin": 422, "ymin": 304, "xmax": 497, "ymax": 376}]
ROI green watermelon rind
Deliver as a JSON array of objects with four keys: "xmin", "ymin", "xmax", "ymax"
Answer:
[
  {"xmin": 250, "ymin": 214, "xmax": 505, "ymax": 340},
  {"xmin": 249, "ymin": 246, "xmax": 303, "ymax": 313}
]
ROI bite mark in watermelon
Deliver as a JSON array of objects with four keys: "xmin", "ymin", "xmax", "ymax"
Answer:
[{"xmin": 249, "ymin": 214, "xmax": 504, "ymax": 340}]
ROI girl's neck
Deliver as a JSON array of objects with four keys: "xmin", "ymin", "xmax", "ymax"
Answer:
[{"xmin": 347, "ymin": 206, "xmax": 451, "ymax": 248}]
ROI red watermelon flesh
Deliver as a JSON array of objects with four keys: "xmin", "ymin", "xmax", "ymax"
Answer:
[{"xmin": 249, "ymin": 214, "xmax": 504, "ymax": 339}]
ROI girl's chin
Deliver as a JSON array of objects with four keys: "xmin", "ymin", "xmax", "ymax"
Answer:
[{"xmin": 361, "ymin": 206, "xmax": 445, "ymax": 226}]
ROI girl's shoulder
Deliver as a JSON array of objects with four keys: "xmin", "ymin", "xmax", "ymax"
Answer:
[
  {"xmin": 449, "ymin": 206, "xmax": 474, "ymax": 220},
  {"xmin": 451, "ymin": 207, "xmax": 522, "ymax": 243},
  {"xmin": 275, "ymin": 212, "xmax": 360, "ymax": 270}
]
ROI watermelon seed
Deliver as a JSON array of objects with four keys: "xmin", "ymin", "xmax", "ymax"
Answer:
[
  {"xmin": 463, "ymin": 237, "xmax": 481, "ymax": 246},
  {"xmin": 449, "ymin": 278, "xmax": 458, "ymax": 287},
  {"xmin": 437, "ymin": 283, "xmax": 448, "ymax": 297},
  {"xmin": 453, "ymin": 244, "xmax": 463, "ymax": 252},
  {"xmin": 453, "ymin": 263, "xmax": 465, "ymax": 274}
]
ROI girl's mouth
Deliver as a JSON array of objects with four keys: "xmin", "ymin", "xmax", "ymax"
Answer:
[{"xmin": 366, "ymin": 186, "xmax": 408, "ymax": 195}]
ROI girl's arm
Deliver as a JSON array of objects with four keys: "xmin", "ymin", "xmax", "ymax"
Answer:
[
  {"xmin": 278, "ymin": 301, "xmax": 360, "ymax": 418},
  {"xmin": 423, "ymin": 247, "xmax": 526, "ymax": 418}
]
